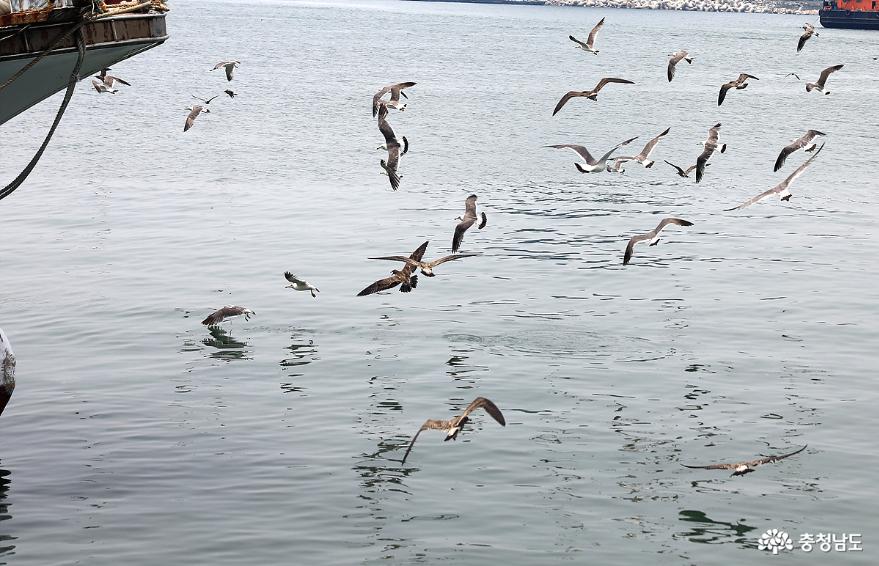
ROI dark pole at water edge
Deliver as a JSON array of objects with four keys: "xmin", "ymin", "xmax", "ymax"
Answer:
[{"xmin": 0, "ymin": 328, "xmax": 14, "ymax": 416}]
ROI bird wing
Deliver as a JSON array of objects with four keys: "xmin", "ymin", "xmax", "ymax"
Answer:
[
  {"xmin": 368, "ymin": 255, "xmax": 420, "ymax": 268},
  {"xmin": 684, "ymin": 164, "xmax": 699, "ymax": 175},
  {"xmin": 774, "ymin": 131, "xmax": 821, "ymax": 172},
  {"xmin": 797, "ymin": 31, "xmax": 810, "ymax": 52},
  {"xmin": 205, "ymin": 95, "xmax": 218, "ymax": 104},
  {"xmin": 110, "ymin": 75, "xmax": 131, "ymax": 86},
  {"xmin": 408, "ymin": 240, "xmax": 430, "ymax": 266},
  {"xmin": 212, "ymin": 62, "xmax": 227, "ymax": 70},
  {"xmin": 380, "ymin": 157, "xmax": 400, "ymax": 191},
  {"xmin": 664, "ymin": 160, "xmax": 686, "ymax": 176},
  {"xmin": 452, "ymin": 218, "xmax": 477, "ymax": 253},
  {"xmin": 478, "ymin": 211, "xmax": 488, "ymax": 230},
  {"xmin": 638, "ymin": 127, "xmax": 670, "ymax": 159},
  {"xmin": 726, "ymin": 186, "xmax": 783, "ymax": 211},
  {"xmin": 428, "ymin": 253, "xmax": 479, "ymax": 267},
  {"xmin": 377, "ymin": 104, "xmax": 399, "ymax": 147},
  {"xmin": 372, "ymin": 85, "xmax": 392, "ymax": 116},
  {"xmin": 91, "ymin": 78, "xmax": 103, "ymax": 92},
  {"xmin": 775, "ymin": 142, "xmax": 824, "ymax": 189},
  {"xmin": 586, "ymin": 16, "xmax": 605, "ymax": 48},
  {"xmin": 740, "ymin": 73, "xmax": 759, "ymax": 81},
  {"xmin": 552, "ymin": 91, "xmax": 580, "ymax": 116},
  {"xmin": 594, "ymin": 77, "xmax": 635, "ymax": 92},
  {"xmin": 667, "ymin": 59, "xmax": 678, "ymax": 82},
  {"xmin": 718, "ymin": 82, "xmax": 734, "ymax": 106},
  {"xmin": 568, "ymin": 35, "xmax": 588, "ymax": 49},
  {"xmin": 184, "ymin": 106, "xmax": 201, "ymax": 132},
  {"xmin": 284, "ymin": 272, "xmax": 306, "ymax": 284},
  {"xmin": 546, "ymin": 144, "xmax": 596, "ymax": 163},
  {"xmin": 357, "ymin": 274, "xmax": 402, "ymax": 296},
  {"xmin": 681, "ymin": 462, "xmax": 738, "ymax": 470},
  {"xmin": 389, "ymin": 81, "xmax": 416, "ymax": 102},
  {"xmin": 464, "ymin": 194, "xmax": 478, "ymax": 217},
  {"xmin": 225, "ymin": 65, "xmax": 234, "ymax": 81},
  {"xmin": 817, "ymin": 64, "xmax": 843, "ymax": 87},
  {"xmin": 401, "ymin": 136, "xmax": 409, "ymax": 156},
  {"xmin": 401, "ymin": 420, "xmax": 450, "ymax": 464},
  {"xmin": 706, "ymin": 123, "xmax": 721, "ymax": 145},
  {"xmin": 623, "ymin": 233, "xmax": 652, "ymax": 265},
  {"xmin": 747, "ymin": 445, "xmax": 807, "ymax": 467},
  {"xmin": 597, "ymin": 136, "xmax": 639, "ymax": 166},
  {"xmin": 462, "ymin": 397, "xmax": 506, "ymax": 426},
  {"xmin": 656, "ymin": 218, "xmax": 694, "ymax": 232},
  {"xmin": 695, "ymin": 146, "xmax": 714, "ymax": 183}
]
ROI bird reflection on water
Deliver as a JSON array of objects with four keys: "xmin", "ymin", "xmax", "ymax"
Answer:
[
  {"xmin": 202, "ymin": 326, "xmax": 249, "ymax": 360},
  {"xmin": 677, "ymin": 509, "xmax": 757, "ymax": 546}
]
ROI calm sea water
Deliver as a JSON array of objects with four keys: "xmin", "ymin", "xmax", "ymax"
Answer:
[{"xmin": 1, "ymin": 0, "xmax": 877, "ymax": 563}]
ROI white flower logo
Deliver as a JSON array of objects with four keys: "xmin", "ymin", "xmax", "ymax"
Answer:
[{"xmin": 758, "ymin": 529, "xmax": 794, "ymax": 554}]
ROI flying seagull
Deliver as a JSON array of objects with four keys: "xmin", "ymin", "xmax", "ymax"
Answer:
[
  {"xmin": 284, "ymin": 273, "xmax": 320, "ymax": 298},
  {"xmin": 368, "ymin": 252, "xmax": 478, "ymax": 277},
  {"xmin": 201, "ymin": 306, "xmax": 254, "ymax": 326},
  {"xmin": 667, "ymin": 50, "xmax": 693, "ymax": 82},
  {"xmin": 184, "ymin": 105, "xmax": 210, "ymax": 132},
  {"xmin": 664, "ymin": 160, "xmax": 706, "ymax": 178},
  {"xmin": 784, "ymin": 72, "xmax": 802, "ymax": 80},
  {"xmin": 616, "ymin": 127, "xmax": 670, "ymax": 168},
  {"xmin": 606, "ymin": 157, "xmax": 630, "ymax": 173},
  {"xmin": 0, "ymin": 327, "xmax": 15, "ymax": 416},
  {"xmin": 357, "ymin": 241, "xmax": 429, "ymax": 296},
  {"xmin": 718, "ymin": 73, "xmax": 759, "ymax": 106},
  {"xmin": 92, "ymin": 78, "xmax": 117, "ymax": 94},
  {"xmin": 623, "ymin": 218, "xmax": 693, "ymax": 266},
  {"xmin": 547, "ymin": 136, "xmax": 638, "ymax": 174},
  {"xmin": 798, "ymin": 23, "xmax": 818, "ymax": 52},
  {"xmin": 726, "ymin": 143, "xmax": 824, "ymax": 210},
  {"xmin": 806, "ymin": 64, "xmax": 843, "ymax": 94},
  {"xmin": 192, "ymin": 94, "xmax": 219, "ymax": 105},
  {"xmin": 569, "ymin": 17, "xmax": 604, "ymax": 54},
  {"xmin": 774, "ymin": 130, "xmax": 825, "ymax": 171},
  {"xmin": 452, "ymin": 195, "xmax": 488, "ymax": 253},
  {"xmin": 696, "ymin": 123, "xmax": 726, "ymax": 183},
  {"xmin": 212, "ymin": 60, "xmax": 240, "ymax": 81},
  {"xmin": 372, "ymin": 81, "xmax": 416, "ymax": 116},
  {"xmin": 224, "ymin": 89, "xmax": 237, "ymax": 98},
  {"xmin": 683, "ymin": 445, "xmax": 807, "ymax": 477},
  {"xmin": 552, "ymin": 78, "xmax": 635, "ymax": 115},
  {"xmin": 377, "ymin": 103, "xmax": 408, "ymax": 191},
  {"xmin": 96, "ymin": 68, "xmax": 130, "ymax": 88},
  {"xmin": 400, "ymin": 397, "xmax": 506, "ymax": 464}
]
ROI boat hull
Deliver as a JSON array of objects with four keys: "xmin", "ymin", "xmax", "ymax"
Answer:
[
  {"xmin": 0, "ymin": 12, "xmax": 167, "ymax": 125},
  {"xmin": 820, "ymin": 1, "xmax": 879, "ymax": 29}
]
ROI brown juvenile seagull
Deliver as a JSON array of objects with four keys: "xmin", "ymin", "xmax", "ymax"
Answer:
[
  {"xmin": 696, "ymin": 122, "xmax": 726, "ymax": 183},
  {"xmin": 377, "ymin": 103, "xmax": 408, "ymax": 191},
  {"xmin": 774, "ymin": 129, "xmax": 825, "ymax": 171},
  {"xmin": 667, "ymin": 50, "xmax": 693, "ymax": 82},
  {"xmin": 569, "ymin": 16, "xmax": 604, "ymax": 55},
  {"xmin": 357, "ymin": 241, "xmax": 429, "ymax": 296},
  {"xmin": 718, "ymin": 73, "xmax": 758, "ymax": 106},
  {"xmin": 552, "ymin": 78, "xmax": 635, "ymax": 115},
  {"xmin": 184, "ymin": 105, "xmax": 210, "ymax": 132},
  {"xmin": 201, "ymin": 306, "xmax": 254, "ymax": 326},
  {"xmin": 683, "ymin": 445, "xmax": 807, "ymax": 477},
  {"xmin": 727, "ymin": 143, "xmax": 824, "ymax": 211},
  {"xmin": 368, "ymin": 252, "xmax": 478, "ymax": 277},
  {"xmin": 806, "ymin": 64, "xmax": 843, "ymax": 94},
  {"xmin": 452, "ymin": 195, "xmax": 487, "ymax": 253},
  {"xmin": 797, "ymin": 23, "xmax": 818, "ymax": 52},
  {"xmin": 623, "ymin": 218, "xmax": 693, "ymax": 266},
  {"xmin": 401, "ymin": 397, "xmax": 506, "ymax": 464},
  {"xmin": 372, "ymin": 81, "xmax": 416, "ymax": 116},
  {"xmin": 212, "ymin": 60, "xmax": 240, "ymax": 81}
]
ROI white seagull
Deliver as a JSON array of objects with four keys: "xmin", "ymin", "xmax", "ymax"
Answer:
[
  {"xmin": 547, "ymin": 136, "xmax": 638, "ymax": 174},
  {"xmin": 727, "ymin": 144, "xmax": 824, "ymax": 210},
  {"xmin": 212, "ymin": 60, "xmax": 240, "ymax": 81},
  {"xmin": 284, "ymin": 273, "xmax": 320, "ymax": 298},
  {"xmin": 613, "ymin": 127, "xmax": 670, "ymax": 169},
  {"xmin": 806, "ymin": 64, "xmax": 843, "ymax": 94},
  {"xmin": 569, "ymin": 17, "xmax": 605, "ymax": 55}
]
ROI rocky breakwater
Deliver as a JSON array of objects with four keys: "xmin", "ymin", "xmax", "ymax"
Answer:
[{"xmin": 545, "ymin": 0, "xmax": 818, "ymax": 14}]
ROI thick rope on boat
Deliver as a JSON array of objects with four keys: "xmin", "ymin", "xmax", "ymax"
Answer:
[{"xmin": 0, "ymin": 26, "xmax": 85, "ymax": 202}]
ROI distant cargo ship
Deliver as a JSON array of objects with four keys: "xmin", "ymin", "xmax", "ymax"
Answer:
[{"xmin": 820, "ymin": 0, "xmax": 879, "ymax": 30}]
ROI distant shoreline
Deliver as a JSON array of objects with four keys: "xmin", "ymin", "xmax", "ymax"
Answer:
[{"xmin": 404, "ymin": 0, "xmax": 819, "ymax": 15}]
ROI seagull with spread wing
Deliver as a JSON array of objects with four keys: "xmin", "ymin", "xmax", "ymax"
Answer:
[
  {"xmin": 368, "ymin": 252, "xmax": 478, "ymax": 277},
  {"xmin": 212, "ymin": 60, "xmax": 240, "ymax": 81},
  {"xmin": 667, "ymin": 50, "xmax": 693, "ymax": 82},
  {"xmin": 372, "ymin": 81, "xmax": 416, "ymax": 116},
  {"xmin": 613, "ymin": 127, "xmax": 670, "ymax": 169},
  {"xmin": 95, "ymin": 68, "xmax": 130, "ymax": 89},
  {"xmin": 547, "ymin": 136, "xmax": 638, "ymax": 174},
  {"xmin": 357, "ymin": 241, "xmax": 429, "ymax": 296},
  {"xmin": 377, "ymin": 103, "xmax": 408, "ymax": 191},
  {"xmin": 806, "ymin": 64, "xmax": 843, "ymax": 94},
  {"xmin": 718, "ymin": 73, "xmax": 759, "ymax": 106},
  {"xmin": 774, "ymin": 130, "xmax": 825, "ymax": 171},
  {"xmin": 623, "ymin": 218, "xmax": 694, "ymax": 266},
  {"xmin": 569, "ymin": 17, "xmax": 605, "ymax": 54},
  {"xmin": 683, "ymin": 445, "xmax": 807, "ymax": 477},
  {"xmin": 284, "ymin": 273, "xmax": 320, "ymax": 298},
  {"xmin": 401, "ymin": 397, "xmax": 506, "ymax": 464},
  {"xmin": 184, "ymin": 105, "xmax": 209, "ymax": 132},
  {"xmin": 664, "ymin": 160, "xmax": 706, "ymax": 178},
  {"xmin": 727, "ymin": 144, "xmax": 824, "ymax": 210},
  {"xmin": 452, "ymin": 195, "xmax": 487, "ymax": 253},
  {"xmin": 695, "ymin": 123, "xmax": 726, "ymax": 183},
  {"xmin": 552, "ymin": 77, "xmax": 635, "ymax": 115},
  {"xmin": 201, "ymin": 306, "xmax": 254, "ymax": 327},
  {"xmin": 798, "ymin": 23, "xmax": 818, "ymax": 52}
]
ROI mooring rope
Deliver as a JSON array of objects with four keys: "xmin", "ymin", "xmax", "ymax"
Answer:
[{"xmin": 0, "ymin": 25, "xmax": 85, "ymax": 202}]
